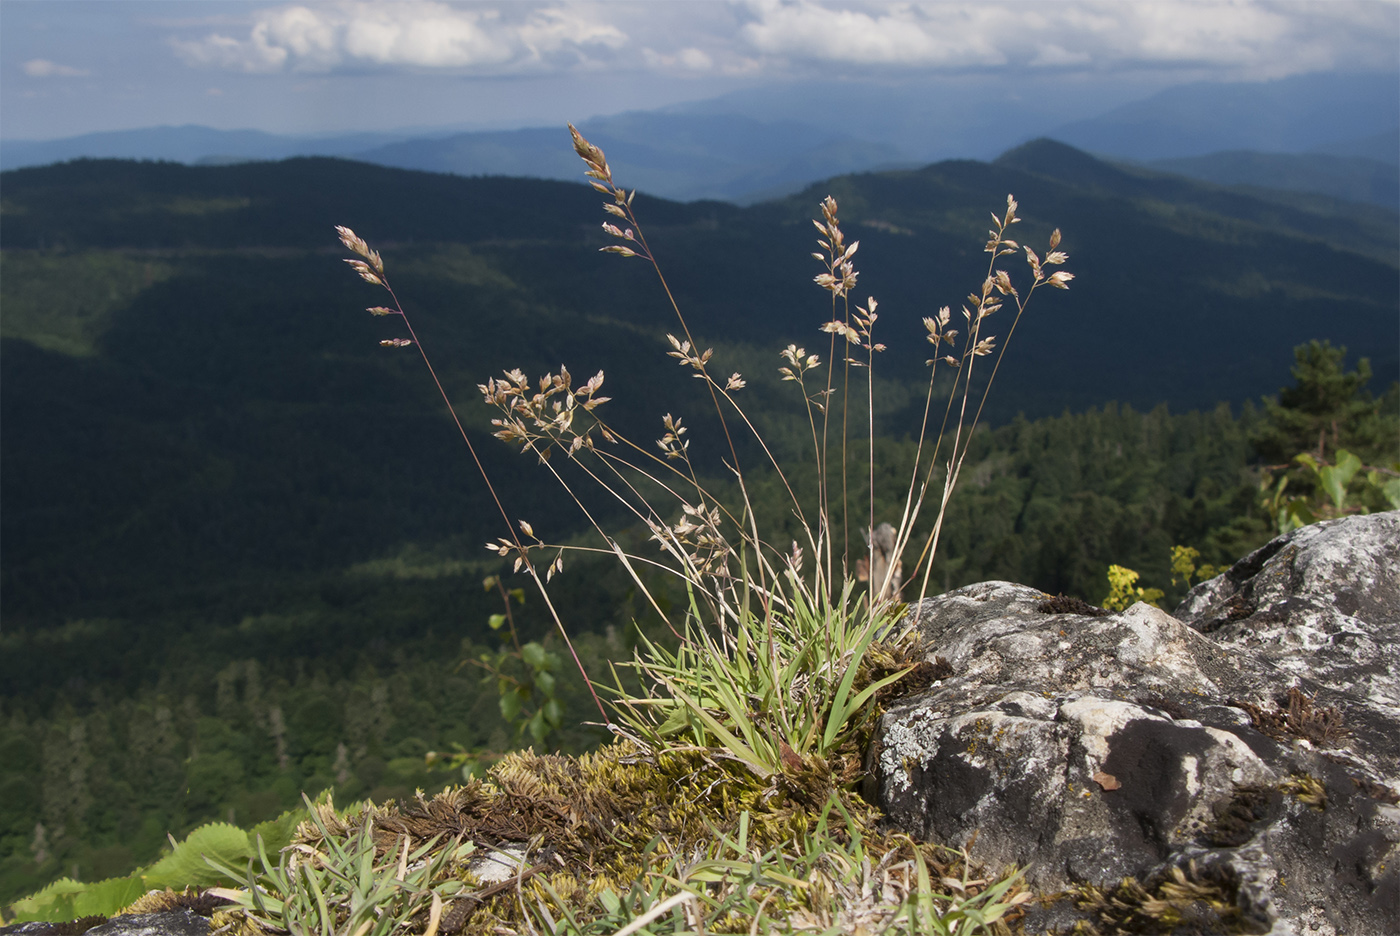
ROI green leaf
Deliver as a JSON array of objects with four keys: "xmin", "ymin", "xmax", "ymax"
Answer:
[
  {"xmin": 535, "ymin": 670, "xmax": 556, "ymax": 697},
  {"xmin": 1379, "ymin": 476, "xmax": 1400, "ymax": 510},
  {"xmin": 247, "ymin": 807, "xmax": 305, "ymax": 855},
  {"xmin": 660, "ymin": 677, "xmax": 772, "ymax": 776},
  {"xmin": 521, "ymin": 641, "xmax": 548, "ymax": 669},
  {"xmin": 7, "ymin": 878, "xmax": 87, "ymax": 923},
  {"xmin": 544, "ymin": 697, "xmax": 563, "ymax": 728},
  {"xmin": 144, "ymin": 821, "xmax": 257, "ymax": 889},
  {"xmin": 1324, "ymin": 449, "xmax": 1363, "ymax": 508},
  {"xmin": 822, "ymin": 617, "xmax": 904, "ymax": 752},
  {"xmin": 499, "ymin": 689, "xmax": 522, "ymax": 722}
]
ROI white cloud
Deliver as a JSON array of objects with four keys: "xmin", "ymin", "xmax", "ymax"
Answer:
[
  {"xmin": 22, "ymin": 58, "xmax": 91, "ymax": 78},
  {"xmin": 642, "ymin": 46, "xmax": 716, "ymax": 72},
  {"xmin": 162, "ymin": 1, "xmax": 1399, "ymax": 82},
  {"xmin": 737, "ymin": 2, "xmax": 1010, "ymax": 68},
  {"xmin": 733, "ymin": 0, "xmax": 1399, "ymax": 79},
  {"xmin": 169, "ymin": 1, "xmax": 628, "ymax": 74}
]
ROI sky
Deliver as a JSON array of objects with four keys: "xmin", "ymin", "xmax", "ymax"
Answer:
[{"xmin": 2, "ymin": 0, "xmax": 1398, "ymax": 142}]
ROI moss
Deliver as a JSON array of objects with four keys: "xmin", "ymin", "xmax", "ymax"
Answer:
[
  {"xmin": 1073, "ymin": 859, "xmax": 1265, "ymax": 935},
  {"xmin": 1202, "ymin": 786, "xmax": 1278, "ymax": 848},
  {"xmin": 1280, "ymin": 773, "xmax": 1327, "ymax": 810},
  {"xmin": 1036, "ymin": 595, "xmax": 1111, "ymax": 617},
  {"xmin": 1232, "ymin": 687, "xmax": 1347, "ymax": 748},
  {"xmin": 272, "ymin": 735, "xmax": 1024, "ymax": 936},
  {"xmin": 291, "ymin": 740, "xmax": 879, "ymax": 933}
]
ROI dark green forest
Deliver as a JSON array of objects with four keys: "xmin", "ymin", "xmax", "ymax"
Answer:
[{"xmin": 1, "ymin": 144, "xmax": 1397, "ymax": 909}]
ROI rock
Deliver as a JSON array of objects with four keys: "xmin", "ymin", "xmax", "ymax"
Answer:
[
  {"xmin": 0, "ymin": 912, "xmax": 209, "ymax": 936},
  {"xmin": 1176, "ymin": 511, "xmax": 1400, "ymax": 712},
  {"xmin": 81, "ymin": 913, "xmax": 209, "ymax": 936},
  {"xmin": 866, "ymin": 512, "xmax": 1400, "ymax": 936}
]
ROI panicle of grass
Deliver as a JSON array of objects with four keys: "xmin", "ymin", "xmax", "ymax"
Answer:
[
  {"xmin": 897, "ymin": 197, "xmax": 1073, "ymax": 607},
  {"xmin": 332, "ymin": 225, "xmax": 611, "ymax": 729}
]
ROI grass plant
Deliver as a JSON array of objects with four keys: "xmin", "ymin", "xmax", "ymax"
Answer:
[
  {"xmin": 205, "ymin": 795, "xmax": 473, "ymax": 936},
  {"xmin": 462, "ymin": 126, "xmax": 1072, "ymax": 776},
  {"xmin": 298, "ymin": 125, "xmax": 1074, "ymax": 933}
]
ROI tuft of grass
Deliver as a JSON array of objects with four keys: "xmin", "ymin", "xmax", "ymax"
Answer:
[
  {"xmin": 462, "ymin": 125, "xmax": 1072, "ymax": 778},
  {"xmin": 304, "ymin": 124, "xmax": 1076, "ymax": 933},
  {"xmin": 205, "ymin": 794, "xmax": 471, "ymax": 936}
]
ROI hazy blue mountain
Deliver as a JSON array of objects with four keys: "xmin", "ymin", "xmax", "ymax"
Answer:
[
  {"xmin": 0, "ymin": 125, "xmax": 424, "ymax": 170},
  {"xmin": 1048, "ymin": 71, "xmax": 1400, "ymax": 160},
  {"xmin": 664, "ymin": 72, "xmax": 1171, "ymax": 163},
  {"xmin": 1312, "ymin": 127, "xmax": 1400, "ymax": 165},
  {"xmin": 7, "ymin": 70, "xmax": 1395, "ymax": 203},
  {"xmin": 0, "ymin": 115, "xmax": 909, "ymax": 204},
  {"xmin": 1144, "ymin": 150, "xmax": 1399, "ymax": 210},
  {"xmin": 356, "ymin": 111, "xmax": 908, "ymax": 203}
]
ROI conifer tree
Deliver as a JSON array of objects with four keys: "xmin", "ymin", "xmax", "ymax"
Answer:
[{"xmin": 1252, "ymin": 340, "xmax": 1396, "ymax": 464}]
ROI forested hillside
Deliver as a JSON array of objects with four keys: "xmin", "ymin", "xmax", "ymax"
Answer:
[{"xmin": 1, "ymin": 145, "xmax": 1396, "ymax": 906}]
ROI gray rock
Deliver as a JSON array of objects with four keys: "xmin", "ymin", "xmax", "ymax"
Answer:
[
  {"xmin": 82, "ymin": 913, "xmax": 209, "ymax": 936},
  {"xmin": 0, "ymin": 912, "xmax": 209, "ymax": 936},
  {"xmin": 867, "ymin": 512, "xmax": 1400, "ymax": 935},
  {"xmin": 1176, "ymin": 511, "xmax": 1400, "ymax": 712}
]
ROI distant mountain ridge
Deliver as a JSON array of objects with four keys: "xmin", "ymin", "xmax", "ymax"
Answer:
[
  {"xmin": 1312, "ymin": 127, "xmax": 1400, "ymax": 165},
  {"xmin": 5, "ymin": 70, "xmax": 1396, "ymax": 206},
  {"xmin": 1046, "ymin": 71, "xmax": 1399, "ymax": 161},
  {"xmin": 356, "ymin": 112, "xmax": 909, "ymax": 203},
  {"xmin": 0, "ymin": 124, "xmax": 425, "ymax": 168},
  {"xmin": 1144, "ymin": 150, "xmax": 1399, "ymax": 211}
]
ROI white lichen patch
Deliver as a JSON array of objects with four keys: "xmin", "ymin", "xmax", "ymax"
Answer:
[
  {"xmin": 1059, "ymin": 697, "xmax": 1162, "ymax": 765},
  {"xmin": 468, "ymin": 843, "xmax": 527, "ymax": 884},
  {"xmin": 1182, "ymin": 754, "xmax": 1201, "ymax": 797},
  {"xmin": 878, "ymin": 695, "xmax": 1067, "ymax": 798}
]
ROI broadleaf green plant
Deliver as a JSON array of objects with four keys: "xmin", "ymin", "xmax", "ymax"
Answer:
[
  {"xmin": 1102, "ymin": 565, "xmax": 1165, "ymax": 612},
  {"xmin": 1264, "ymin": 449, "xmax": 1400, "ymax": 533},
  {"xmin": 6, "ymin": 809, "xmax": 304, "ymax": 923},
  {"xmin": 473, "ymin": 574, "xmax": 564, "ymax": 747}
]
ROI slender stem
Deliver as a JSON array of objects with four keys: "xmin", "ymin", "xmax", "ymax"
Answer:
[
  {"xmin": 866, "ymin": 330, "xmax": 876, "ymax": 618},
  {"xmin": 840, "ymin": 296, "xmax": 851, "ymax": 580},
  {"xmin": 492, "ymin": 575, "xmax": 524, "ymax": 658},
  {"xmin": 382, "ymin": 281, "xmax": 610, "ymax": 726}
]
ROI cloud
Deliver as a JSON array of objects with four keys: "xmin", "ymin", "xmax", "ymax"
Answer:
[
  {"xmin": 734, "ymin": 1, "xmax": 1399, "ymax": 79},
  {"xmin": 642, "ymin": 46, "xmax": 716, "ymax": 72},
  {"xmin": 22, "ymin": 58, "xmax": 91, "ymax": 78},
  {"xmin": 169, "ymin": 1, "xmax": 627, "ymax": 74},
  {"xmin": 737, "ymin": 2, "xmax": 1010, "ymax": 68},
  {"xmin": 164, "ymin": 1, "xmax": 1399, "ymax": 82}
]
